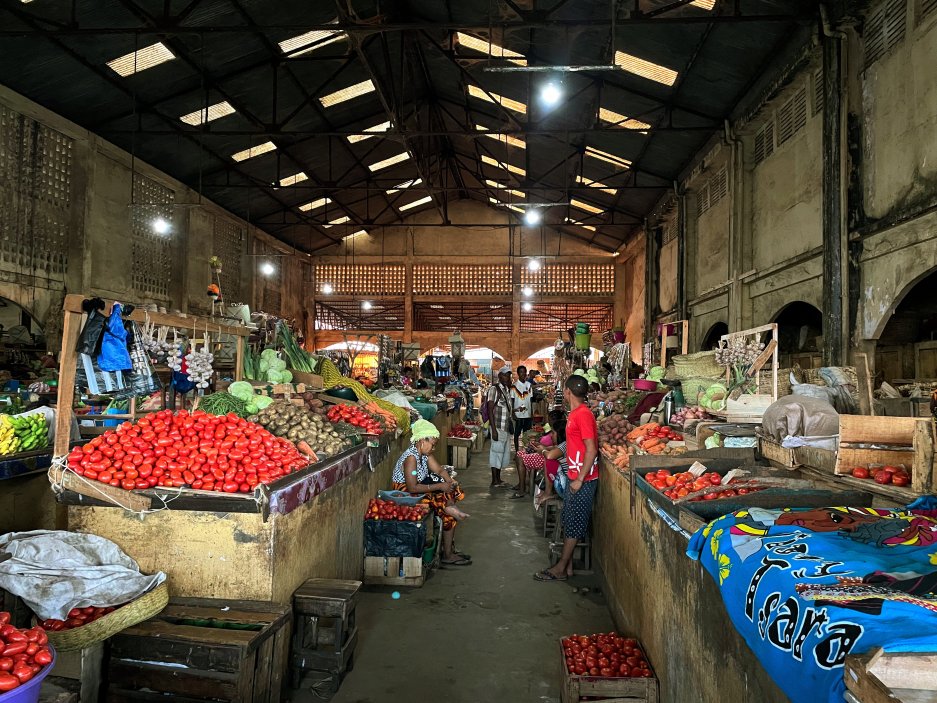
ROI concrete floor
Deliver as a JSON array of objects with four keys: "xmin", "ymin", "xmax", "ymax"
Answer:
[{"xmin": 293, "ymin": 449, "xmax": 614, "ymax": 703}]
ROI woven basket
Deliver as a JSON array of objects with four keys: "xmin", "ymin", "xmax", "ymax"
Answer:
[
  {"xmin": 672, "ymin": 351, "xmax": 723, "ymax": 380},
  {"xmin": 43, "ymin": 581, "xmax": 169, "ymax": 652}
]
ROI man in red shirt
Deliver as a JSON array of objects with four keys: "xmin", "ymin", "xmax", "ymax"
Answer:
[{"xmin": 535, "ymin": 375, "xmax": 599, "ymax": 581}]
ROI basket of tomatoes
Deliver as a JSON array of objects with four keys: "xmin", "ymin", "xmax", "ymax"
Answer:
[
  {"xmin": 560, "ymin": 632, "xmax": 657, "ymax": 703},
  {"xmin": 0, "ymin": 612, "xmax": 55, "ymax": 703},
  {"xmin": 35, "ymin": 581, "xmax": 169, "ymax": 652}
]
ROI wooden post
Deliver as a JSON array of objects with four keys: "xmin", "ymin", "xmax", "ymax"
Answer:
[{"xmin": 54, "ymin": 307, "xmax": 81, "ymax": 458}]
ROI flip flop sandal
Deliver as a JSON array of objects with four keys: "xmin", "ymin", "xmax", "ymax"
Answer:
[
  {"xmin": 509, "ymin": 492, "xmax": 527, "ymax": 500},
  {"xmin": 534, "ymin": 569, "xmax": 566, "ymax": 582},
  {"xmin": 441, "ymin": 558, "xmax": 472, "ymax": 566},
  {"xmin": 454, "ymin": 550, "xmax": 472, "ymax": 560}
]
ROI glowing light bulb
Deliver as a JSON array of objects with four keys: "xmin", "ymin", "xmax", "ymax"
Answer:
[
  {"xmin": 260, "ymin": 261, "xmax": 275, "ymax": 276},
  {"xmin": 362, "ymin": 301, "xmax": 373, "ymax": 311},
  {"xmin": 152, "ymin": 217, "xmax": 170, "ymax": 234},
  {"xmin": 524, "ymin": 209, "xmax": 541, "ymax": 226},
  {"xmin": 541, "ymin": 82, "xmax": 562, "ymax": 106},
  {"xmin": 321, "ymin": 283, "xmax": 334, "ymax": 295},
  {"xmin": 522, "ymin": 286, "xmax": 533, "ymax": 297},
  {"xmin": 527, "ymin": 259, "xmax": 541, "ymax": 271}
]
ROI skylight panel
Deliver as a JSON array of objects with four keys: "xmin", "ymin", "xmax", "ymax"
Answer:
[
  {"xmin": 455, "ymin": 32, "xmax": 526, "ymax": 66},
  {"xmin": 279, "ymin": 23, "xmax": 346, "ymax": 56},
  {"xmin": 107, "ymin": 42, "xmax": 175, "ymax": 77},
  {"xmin": 468, "ymin": 85, "xmax": 527, "ymax": 115},
  {"xmin": 481, "ymin": 154, "xmax": 525, "ymax": 177},
  {"xmin": 347, "ymin": 121, "xmax": 392, "ymax": 143},
  {"xmin": 279, "ymin": 172, "xmax": 308, "ymax": 187},
  {"xmin": 598, "ymin": 107, "xmax": 652, "ymax": 131},
  {"xmin": 231, "ymin": 141, "xmax": 276, "ymax": 162},
  {"xmin": 323, "ymin": 216, "xmax": 350, "ymax": 228},
  {"xmin": 347, "ymin": 230, "xmax": 368, "ymax": 238},
  {"xmin": 585, "ymin": 146, "xmax": 632, "ymax": 170},
  {"xmin": 692, "ymin": 0, "xmax": 716, "ymax": 9},
  {"xmin": 368, "ymin": 151, "xmax": 410, "ymax": 172},
  {"xmin": 399, "ymin": 195, "xmax": 433, "ymax": 212},
  {"xmin": 484, "ymin": 179, "xmax": 525, "ymax": 199},
  {"xmin": 614, "ymin": 51, "xmax": 678, "ymax": 86},
  {"xmin": 475, "ymin": 125, "xmax": 525, "ymax": 149},
  {"xmin": 570, "ymin": 198, "xmax": 604, "ymax": 215},
  {"xmin": 490, "ymin": 197, "xmax": 524, "ymax": 214},
  {"xmin": 386, "ymin": 178, "xmax": 422, "ymax": 194},
  {"xmin": 320, "ymin": 79, "xmax": 376, "ymax": 108},
  {"xmin": 576, "ymin": 175, "xmax": 617, "ymax": 195},
  {"xmin": 565, "ymin": 217, "xmax": 597, "ymax": 232},
  {"xmin": 180, "ymin": 101, "xmax": 235, "ymax": 126},
  {"xmin": 298, "ymin": 197, "xmax": 331, "ymax": 212}
]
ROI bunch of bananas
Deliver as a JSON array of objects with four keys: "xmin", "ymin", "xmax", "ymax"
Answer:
[{"xmin": 0, "ymin": 414, "xmax": 49, "ymax": 456}]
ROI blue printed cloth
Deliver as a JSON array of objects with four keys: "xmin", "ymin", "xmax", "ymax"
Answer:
[{"xmin": 687, "ymin": 497, "xmax": 937, "ymax": 703}]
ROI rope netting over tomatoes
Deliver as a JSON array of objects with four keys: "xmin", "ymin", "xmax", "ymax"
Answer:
[
  {"xmin": 319, "ymin": 359, "xmax": 410, "ymax": 430},
  {"xmin": 65, "ymin": 409, "xmax": 310, "ymax": 494}
]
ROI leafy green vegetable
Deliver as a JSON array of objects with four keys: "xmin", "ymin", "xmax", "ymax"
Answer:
[
  {"xmin": 255, "ymin": 395, "xmax": 274, "ymax": 410},
  {"xmin": 228, "ymin": 381, "xmax": 255, "ymax": 402},
  {"xmin": 245, "ymin": 403, "xmax": 258, "ymax": 415},
  {"xmin": 261, "ymin": 348, "xmax": 279, "ymax": 361},
  {"xmin": 276, "ymin": 321, "xmax": 317, "ymax": 373},
  {"xmin": 199, "ymin": 392, "xmax": 248, "ymax": 417}
]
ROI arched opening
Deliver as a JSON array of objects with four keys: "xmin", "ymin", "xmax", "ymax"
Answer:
[
  {"xmin": 772, "ymin": 302, "xmax": 823, "ymax": 368},
  {"xmin": 875, "ymin": 268, "xmax": 937, "ymax": 382},
  {"xmin": 0, "ymin": 297, "xmax": 45, "ymax": 376},
  {"xmin": 700, "ymin": 322, "xmax": 728, "ymax": 351}
]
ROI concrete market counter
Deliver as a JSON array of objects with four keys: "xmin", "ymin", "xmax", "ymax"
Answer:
[
  {"xmin": 65, "ymin": 433, "xmax": 409, "ymax": 603},
  {"xmin": 592, "ymin": 462, "xmax": 789, "ymax": 703}
]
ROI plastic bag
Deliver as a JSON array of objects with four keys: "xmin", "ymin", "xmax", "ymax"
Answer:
[
  {"xmin": 98, "ymin": 303, "xmax": 132, "ymax": 372},
  {"xmin": 76, "ymin": 299, "xmax": 107, "ymax": 356},
  {"xmin": 364, "ymin": 518, "xmax": 429, "ymax": 557}
]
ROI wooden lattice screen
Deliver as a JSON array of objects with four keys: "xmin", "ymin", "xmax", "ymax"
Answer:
[
  {"xmin": 520, "ymin": 263, "xmax": 614, "ymax": 295},
  {"xmin": 412, "ymin": 264, "xmax": 512, "ymax": 295},
  {"xmin": 315, "ymin": 264, "xmax": 405, "ymax": 295},
  {"xmin": 315, "ymin": 300, "xmax": 405, "ymax": 331},
  {"xmin": 130, "ymin": 174, "xmax": 174, "ymax": 302}
]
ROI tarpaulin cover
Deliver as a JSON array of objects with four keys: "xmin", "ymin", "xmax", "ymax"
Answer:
[
  {"xmin": 364, "ymin": 517, "xmax": 428, "ymax": 558},
  {"xmin": 761, "ymin": 395, "xmax": 839, "ymax": 442},
  {"xmin": 0, "ymin": 530, "xmax": 166, "ymax": 620},
  {"xmin": 687, "ymin": 497, "xmax": 937, "ymax": 703}
]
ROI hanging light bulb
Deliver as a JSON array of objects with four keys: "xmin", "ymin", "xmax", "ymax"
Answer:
[
  {"xmin": 522, "ymin": 301, "xmax": 533, "ymax": 312},
  {"xmin": 524, "ymin": 209, "xmax": 541, "ymax": 226},
  {"xmin": 527, "ymin": 259, "xmax": 541, "ymax": 271},
  {"xmin": 522, "ymin": 286, "xmax": 533, "ymax": 297},
  {"xmin": 152, "ymin": 217, "xmax": 170, "ymax": 235},
  {"xmin": 321, "ymin": 283, "xmax": 334, "ymax": 295},
  {"xmin": 540, "ymin": 82, "xmax": 563, "ymax": 107},
  {"xmin": 260, "ymin": 261, "xmax": 275, "ymax": 276},
  {"xmin": 362, "ymin": 301, "xmax": 373, "ymax": 311}
]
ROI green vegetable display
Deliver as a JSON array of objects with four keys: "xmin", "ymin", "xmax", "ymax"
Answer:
[
  {"xmin": 0, "ymin": 413, "xmax": 48, "ymax": 455},
  {"xmin": 227, "ymin": 381, "xmax": 255, "ymax": 402},
  {"xmin": 699, "ymin": 383, "xmax": 728, "ymax": 411},
  {"xmin": 198, "ymin": 392, "xmax": 248, "ymax": 417},
  {"xmin": 276, "ymin": 322, "xmax": 319, "ymax": 373},
  {"xmin": 647, "ymin": 366, "xmax": 666, "ymax": 382}
]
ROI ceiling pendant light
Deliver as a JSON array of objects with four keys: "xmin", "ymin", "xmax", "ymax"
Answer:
[
  {"xmin": 527, "ymin": 258, "xmax": 541, "ymax": 271},
  {"xmin": 524, "ymin": 209, "xmax": 541, "ymax": 226}
]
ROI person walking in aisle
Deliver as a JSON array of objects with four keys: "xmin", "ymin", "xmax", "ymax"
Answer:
[
  {"xmin": 535, "ymin": 375, "xmax": 599, "ymax": 581},
  {"xmin": 485, "ymin": 366, "xmax": 515, "ymax": 489},
  {"xmin": 511, "ymin": 365, "xmax": 533, "ymax": 453}
]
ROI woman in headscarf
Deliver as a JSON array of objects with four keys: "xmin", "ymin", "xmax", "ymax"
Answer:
[{"xmin": 391, "ymin": 419, "xmax": 471, "ymax": 566}]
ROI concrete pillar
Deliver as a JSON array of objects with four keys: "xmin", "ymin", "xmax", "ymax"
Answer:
[
  {"xmin": 821, "ymin": 30, "xmax": 847, "ymax": 365},
  {"xmin": 403, "ymin": 229, "xmax": 414, "ymax": 344},
  {"xmin": 511, "ymin": 261, "xmax": 522, "ymax": 368}
]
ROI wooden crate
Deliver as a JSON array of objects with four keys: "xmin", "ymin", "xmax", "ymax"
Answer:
[
  {"xmin": 291, "ymin": 371, "xmax": 324, "ymax": 390},
  {"xmin": 104, "ymin": 598, "xmax": 291, "ymax": 703},
  {"xmin": 844, "ymin": 648, "xmax": 937, "ymax": 703},
  {"xmin": 835, "ymin": 416, "xmax": 936, "ymax": 494},
  {"xmin": 559, "ymin": 640, "xmax": 659, "ymax": 703},
  {"xmin": 758, "ymin": 435, "xmax": 798, "ymax": 468},
  {"xmin": 362, "ymin": 556, "xmax": 425, "ymax": 587}
]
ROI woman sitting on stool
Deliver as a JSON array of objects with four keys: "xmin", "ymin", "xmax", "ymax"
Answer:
[{"xmin": 391, "ymin": 419, "xmax": 471, "ymax": 566}]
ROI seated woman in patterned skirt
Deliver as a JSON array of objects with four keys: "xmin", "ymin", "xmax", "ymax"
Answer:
[{"xmin": 391, "ymin": 419, "xmax": 471, "ymax": 566}]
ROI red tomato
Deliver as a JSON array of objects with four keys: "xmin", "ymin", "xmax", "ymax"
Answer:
[
  {"xmin": 851, "ymin": 467, "xmax": 870, "ymax": 479},
  {"xmin": 874, "ymin": 472, "xmax": 892, "ymax": 485},
  {"xmin": 892, "ymin": 474, "xmax": 910, "ymax": 487}
]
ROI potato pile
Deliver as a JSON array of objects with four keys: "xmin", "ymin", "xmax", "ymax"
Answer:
[
  {"xmin": 252, "ymin": 400, "xmax": 351, "ymax": 460},
  {"xmin": 598, "ymin": 414, "xmax": 634, "ymax": 447},
  {"xmin": 300, "ymin": 392, "xmax": 327, "ymax": 417}
]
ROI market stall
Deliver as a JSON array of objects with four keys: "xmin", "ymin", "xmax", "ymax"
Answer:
[{"xmin": 47, "ymin": 295, "xmax": 412, "ymax": 603}]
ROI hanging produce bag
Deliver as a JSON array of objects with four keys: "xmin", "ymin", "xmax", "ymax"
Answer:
[
  {"xmin": 111, "ymin": 321, "xmax": 162, "ymax": 400},
  {"xmin": 75, "ymin": 298, "xmax": 107, "ymax": 356},
  {"xmin": 98, "ymin": 303, "xmax": 132, "ymax": 372}
]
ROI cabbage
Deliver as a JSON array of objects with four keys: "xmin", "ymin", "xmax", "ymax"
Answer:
[
  {"xmin": 260, "ymin": 348, "xmax": 279, "ymax": 361},
  {"xmin": 245, "ymin": 403, "xmax": 258, "ymax": 415},
  {"xmin": 269, "ymin": 358, "xmax": 287, "ymax": 372},
  {"xmin": 228, "ymin": 381, "xmax": 254, "ymax": 402},
  {"xmin": 647, "ymin": 366, "xmax": 666, "ymax": 382},
  {"xmin": 255, "ymin": 395, "xmax": 274, "ymax": 410},
  {"xmin": 266, "ymin": 369, "xmax": 282, "ymax": 383},
  {"xmin": 259, "ymin": 359, "xmax": 270, "ymax": 374},
  {"xmin": 704, "ymin": 433, "xmax": 722, "ymax": 449},
  {"xmin": 280, "ymin": 369, "xmax": 292, "ymax": 383}
]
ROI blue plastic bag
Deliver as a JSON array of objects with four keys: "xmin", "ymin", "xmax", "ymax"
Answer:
[{"xmin": 97, "ymin": 303, "xmax": 132, "ymax": 372}]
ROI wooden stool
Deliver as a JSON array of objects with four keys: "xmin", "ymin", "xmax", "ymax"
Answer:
[
  {"xmin": 542, "ymin": 498, "xmax": 562, "ymax": 537},
  {"xmin": 549, "ymin": 518, "xmax": 593, "ymax": 572},
  {"xmin": 290, "ymin": 579, "xmax": 361, "ymax": 687}
]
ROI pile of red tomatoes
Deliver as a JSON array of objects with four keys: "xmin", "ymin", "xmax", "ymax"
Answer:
[
  {"xmin": 66, "ymin": 409, "xmax": 309, "ymax": 494},
  {"xmin": 645, "ymin": 469, "xmax": 762, "ymax": 501},
  {"xmin": 39, "ymin": 605, "xmax": 121, "ymax": 632},
  {"xmin": 850, "ymin": 464, "xmax": 910, "ymax": 486},
  {"xmin": 562, "ymin": 632, "xmax": 653, "ymax": 679},
  {"xmin": 0, "ymin": 613, "xmax": 54, "ymax": 692},
  {"xmin": 326, "ymin": 405, "xmax": 383, "ymax": 434},
  {"xmin": 365, "ymin": 498, "xmax": 428, "ymax": 522},
  {"xmin": 448, "ymin": 424, "xmax": 472, "ymax": 439}
]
